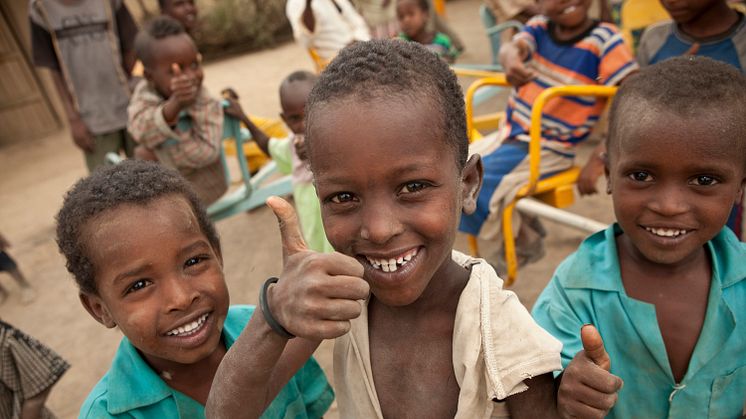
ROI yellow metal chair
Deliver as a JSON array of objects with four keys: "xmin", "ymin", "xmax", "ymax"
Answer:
[
  {"xmin": 308, "ymin": 47, "xmax": 331, "ymax": 73},
  {"xmin": 620, "ymin": 0, "xmax": 669, "ymax": 52},
  {"xmin": 464, "ymin": 76, "xmax": 617, "ymax": 285}
]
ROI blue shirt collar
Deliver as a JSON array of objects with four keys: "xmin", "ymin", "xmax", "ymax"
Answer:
[
  {"xmin": 562, "ymin": 223, "xmax": 746, "ymax": 292},
  {"xmin": 106, "ymin": 306, "xmax": 247, "ymax": 414}
]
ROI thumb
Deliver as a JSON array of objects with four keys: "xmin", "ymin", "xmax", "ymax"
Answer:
[
  {"xmin": 267, "ymin": 196, "xmax": 309, "ymax": 262},
  {"xmin": 581, "ymin": 324, "xmax": 611, "ymax": 371},
  {"xmin": 171, "ymin": 63, "xmax": 182, "ymax": 76},
  {"xmin": 684, "ymin": 42, "xmax": 700, "ymax": 56}
]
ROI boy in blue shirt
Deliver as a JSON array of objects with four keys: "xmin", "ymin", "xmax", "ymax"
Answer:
[
  {"xmin": 535, "ymin": 57, "xmax": 746, "ymax": 418},
  {"xmin": 55, "ymin": 160, "xmax": 333, "ymax": 418},
  {"xmin": 637, "ymin": 0, "xmax": 746, "ymax": 239}
]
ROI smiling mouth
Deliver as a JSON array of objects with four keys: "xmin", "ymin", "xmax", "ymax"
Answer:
[
  {"xmin": 364, "ymin": 248, "xmax": 419, "ymax": 273},
  {"xmin": 644, "ymin": 227, "xmax": 689, "ymax": 238},
  {"xmin": 166, "ymin": 313, "xmax": 209, "ymax": 337},
  {"xmin": 562, "ymin": 5, "xmax": 577, "ymax": 14}
]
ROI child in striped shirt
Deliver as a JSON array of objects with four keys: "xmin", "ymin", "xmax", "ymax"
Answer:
[
  {"xmin": 128, "ymin": 16, "xmax": 226, "ymax": 205},
  {"xmin": 459, "ymin": 0, "xmax": 637, "ymax": 271}
]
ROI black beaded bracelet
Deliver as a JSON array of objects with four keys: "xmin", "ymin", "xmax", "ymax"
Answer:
[{"xmin": 259, "ymin": 277, "xmax": 295, "ymax": 339}]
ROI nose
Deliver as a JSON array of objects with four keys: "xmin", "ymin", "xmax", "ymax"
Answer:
[
  {"xmin": 359, "ymin": 197, "xmax": 404, "ymax": 245},
  {"xmin": 648, "ymin": 183, "xmax": 690, "ymax": 216},
  {"xmin": 163, "ymin": 276, "xmax": 199, "ymax": 312}
]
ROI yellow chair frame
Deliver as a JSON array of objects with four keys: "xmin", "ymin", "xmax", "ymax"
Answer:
[
  {"xmin": 308, "ymin": 47, "xmax": 331, "ymax": 73},
  {"xmin": 464, "ymin": 76, "xmax": 617, "ymax": 285}
]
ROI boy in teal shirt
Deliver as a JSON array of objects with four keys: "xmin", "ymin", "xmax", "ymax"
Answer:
[
  {"xmin": 56, "ymin": 160, "xmax": 333, "ymax": 418},
  {"xmin": 537, "ymin": 57, "xmax": 746, "ymax": 418}
]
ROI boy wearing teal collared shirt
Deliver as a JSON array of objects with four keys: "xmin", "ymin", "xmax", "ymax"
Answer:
[
  {"xmin": 80, "ymin": 306, "xmax": 332, "ymax": 418},
  {"xmin": 538, "ymin": 57, "xmax": 746, "ymax": 417},
  {"xmin": 56, "ymin": 160, "xmax": 333, "ymax": 418}
]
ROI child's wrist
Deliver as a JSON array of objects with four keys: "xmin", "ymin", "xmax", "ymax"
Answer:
[{"xmin": 259, "ymin": 277, "xmax": 295, "ymax": 340}]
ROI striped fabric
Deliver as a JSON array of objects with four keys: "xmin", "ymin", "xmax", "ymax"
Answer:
[
  {"xmin": 0, "ymin": 321, "xmax": 69, "ymax": 419},
  {"xmin": 505, "ymin": 16, "xmax": 638, "ymax": 146}
]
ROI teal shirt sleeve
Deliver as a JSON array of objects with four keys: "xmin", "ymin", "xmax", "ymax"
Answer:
[{"xmin": 531, "ymin": 262, "xmax": 589, "ymax": 370}]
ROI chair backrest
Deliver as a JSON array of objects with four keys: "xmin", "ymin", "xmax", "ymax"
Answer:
[
  {"xmin": 478, "ymin": 5, "xmax": 524, "ymax": 65},
  {"xmin": 217, "ymin": 106, "xmax": 253, "ymax": 194},
  {"xmin": 620, "ymin": 0, "xmax": 669, "ymax": 52}
]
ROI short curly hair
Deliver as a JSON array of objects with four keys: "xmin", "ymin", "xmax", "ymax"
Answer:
[
  {"xmin": 608, "ymin": 56, "xmax": 746, "ymax": 167},
  {"xmin": 134, "ymin": 15, "xmax": 187, "ymax": 68},
  {"xmin": 56, "ymin": 160, "xmax": 220, "ymax": 295},
  {"xmin": 306, "ymin": 39, "xmax": 468, "ymax": 169}
]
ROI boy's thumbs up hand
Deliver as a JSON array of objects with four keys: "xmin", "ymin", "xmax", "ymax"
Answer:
[
  {"xmin": 557, "ymin": 325, "xmax": 623, "ymax": 419},
  {"xmin": 264, "ymin": 197, "xmax": 369, "ymax": 340},
  {"xmin": 581, "ymin": 324, "xmax": 611, "ymax": 371}
]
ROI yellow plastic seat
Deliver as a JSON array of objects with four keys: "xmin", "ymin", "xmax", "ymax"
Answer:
[{"xmin": 464, "ymin": 75, "xmax": 617, "ymax": 285}]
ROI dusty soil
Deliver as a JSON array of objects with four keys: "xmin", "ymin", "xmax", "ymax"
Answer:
[{"xmin": 0, "ymin": 1, "xmax": 616, "ymax": 416}]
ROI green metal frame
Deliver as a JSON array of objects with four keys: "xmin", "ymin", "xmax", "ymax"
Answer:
[{"xmin": 207, "ymin": 106, "xmax": 292, "ymax": 221}]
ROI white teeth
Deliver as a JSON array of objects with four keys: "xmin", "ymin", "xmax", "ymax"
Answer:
[
  {"xmin": 645, "ymin": 227, "xmax": 687, "ymax": 237},
  {"xmin": 563, "ymin": 6, "xmax": 576, "ymax": 14},
  {"xmin": 167, "ymin": 313, "xmax": 208, "ymax": 336},
  {"xmin": 366, "ymin": 248, "xmax": 419, "ymax": 272}
]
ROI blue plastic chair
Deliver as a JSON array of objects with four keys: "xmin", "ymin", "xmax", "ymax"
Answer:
[
  {"xmin": 107, "ymin": 103, "xmax": 292, "ymax": 221},
  {"xmin": 207, "ymin": 109, "xmax": 292, "ymax": 221}
]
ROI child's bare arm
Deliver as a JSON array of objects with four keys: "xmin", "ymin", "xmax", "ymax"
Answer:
[
  {"xmin": 206, "ymin": 197, "xmax": 369, "ymax": 418},
  {"xmin": 499, "ymin": 39, "xmax": 534, "ymax": 88},
  {"xmin": 557, "ymin": 325, "xmax": 623, "ymax": 419},
  {"xmin": 506, "ymin": 373, "xmax": 560, "ymax": 418},
  {"xmin": 162, "ymin": 64, "xmax": 199, "ymax": 125},
  {"xmin": 577, "ymin": 142, "xmax": 607, "ymax": 196},
  {"xmin": 49, "ymin": 70, "xmax": 94, "ymax": 153},
  {"xmin": 223, "ymin": 99, "xmax": 272, "ymax": 156}
]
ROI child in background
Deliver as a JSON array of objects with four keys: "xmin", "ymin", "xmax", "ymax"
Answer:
[
  {"xmin": 0, "ymin": 233, "xmax": 35, "ymax": 304},
  {"xmin": 397, "ymin": 0, "xmax": 460, "ymax": 62},
  {"xmin": 535, "ymin": 57, "xmax": 746, "ymax": 418},
  {"xmin": 0, "ymin": 320, "xmax": 69, "ymax": 418},
  {"xmin": 209, "ymin": 40, "xmax": 563, "ymax": 418},
  {"xmin": 286, "ymin": 0, "xmax": 371, "ymax": 62},
  {"xmin": 128, "ymin": 16, "xmax": 226, "ymax": 205},
  {"xmin": 225, "ymin": 71, "xmax": 333, "ymax": 253},
  {"xmin": 459, "ymin": 0, "xmax": 637, "ymax": 272},
  {"xmin": 29, "ymin": 0, "xmax": 138, "ymax": 172},
  {"xmin": 56, "ymin": 160, "xmax": 333, "ymax": 418},
  {"xmin": 159, "ymin": 0, "xmax": 199, "ymax": 34},
  {"xmin": 354, "ymin": 0, "xmax": 398, "ymax": 39},
  {"xmin": 637, "ymin": 0, "xmax": 745, "ymax": 239}
]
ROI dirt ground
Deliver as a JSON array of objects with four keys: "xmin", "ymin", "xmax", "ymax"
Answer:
[{"xmin": 0, "ymin": 1, "xmax": 616, "ymax": 417}]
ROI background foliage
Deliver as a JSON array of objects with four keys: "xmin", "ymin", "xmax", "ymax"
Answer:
[{"xmin": 125, "ymin": 0, "xmax": 292, "ymax": 58}]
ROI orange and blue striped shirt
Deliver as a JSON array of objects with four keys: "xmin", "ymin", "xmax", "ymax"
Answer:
[{"xmin": 506, "ymin": 16, "xmax": 638, "ymax": 146}]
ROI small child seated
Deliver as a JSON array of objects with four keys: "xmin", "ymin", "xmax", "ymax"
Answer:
[
  {"xmin": 55, "ymin": 160, "xmax": 334, "ymax": 418},
  {"xmin": 396, "ymin": 0, "xmax": 459, "ymax": 62},
  {"xmin": 637, "ymin": 0, "xmax": 745, "ymax": 239},
  {"xmin": 534, "ymin": 57, "xmax": 746, "ymax": 418},
  {"xmin": 224, "ymin": 70, "xmax": 333, "ymax": 253},
  {"xmin": 459, "ymin": 0, "xmax": 638, "ymax": 271},
  {"xmin": 128, "ymin": 16, "xmax": 226, "ymax": 205},
  {"xmin": 210, "ymin": 40, "xmax": 564, "ymax": 418}
]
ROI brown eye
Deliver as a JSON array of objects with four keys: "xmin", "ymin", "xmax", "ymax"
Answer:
[
  {"xmin": 400, "ymin": 181, "xmax": 428, "ymax": 194},
  {"xmin": 691, "ymin": 175, "xmax": 718, "ymax": 186},
  {"xmin": 629, "ymin": 171, "xmax": 652, "ymax": 182},
  {"xmin": 330, "ymin": 192, "xmax": 355, "ymax": 203}
]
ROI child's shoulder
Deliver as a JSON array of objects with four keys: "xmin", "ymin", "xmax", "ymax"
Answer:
[
  {"xmin": 709, "ymin": 227, "xmax": 746, "ymax": 288},
  {"xmin": 550, "ymin": 224, "xmax": 621, "ymax": 291},
  {"xmin": 79, "ymin": 337, "xmax": 171, "ymax": 418}
]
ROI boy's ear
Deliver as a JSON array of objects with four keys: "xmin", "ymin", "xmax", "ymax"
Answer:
[
  {"xmin": 80, "ymin": 292, "xmax": 116, "ymax": 328},
  {"xmin": 461, "ymin": 154, "xmax": 483, "ymax": 215}
]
